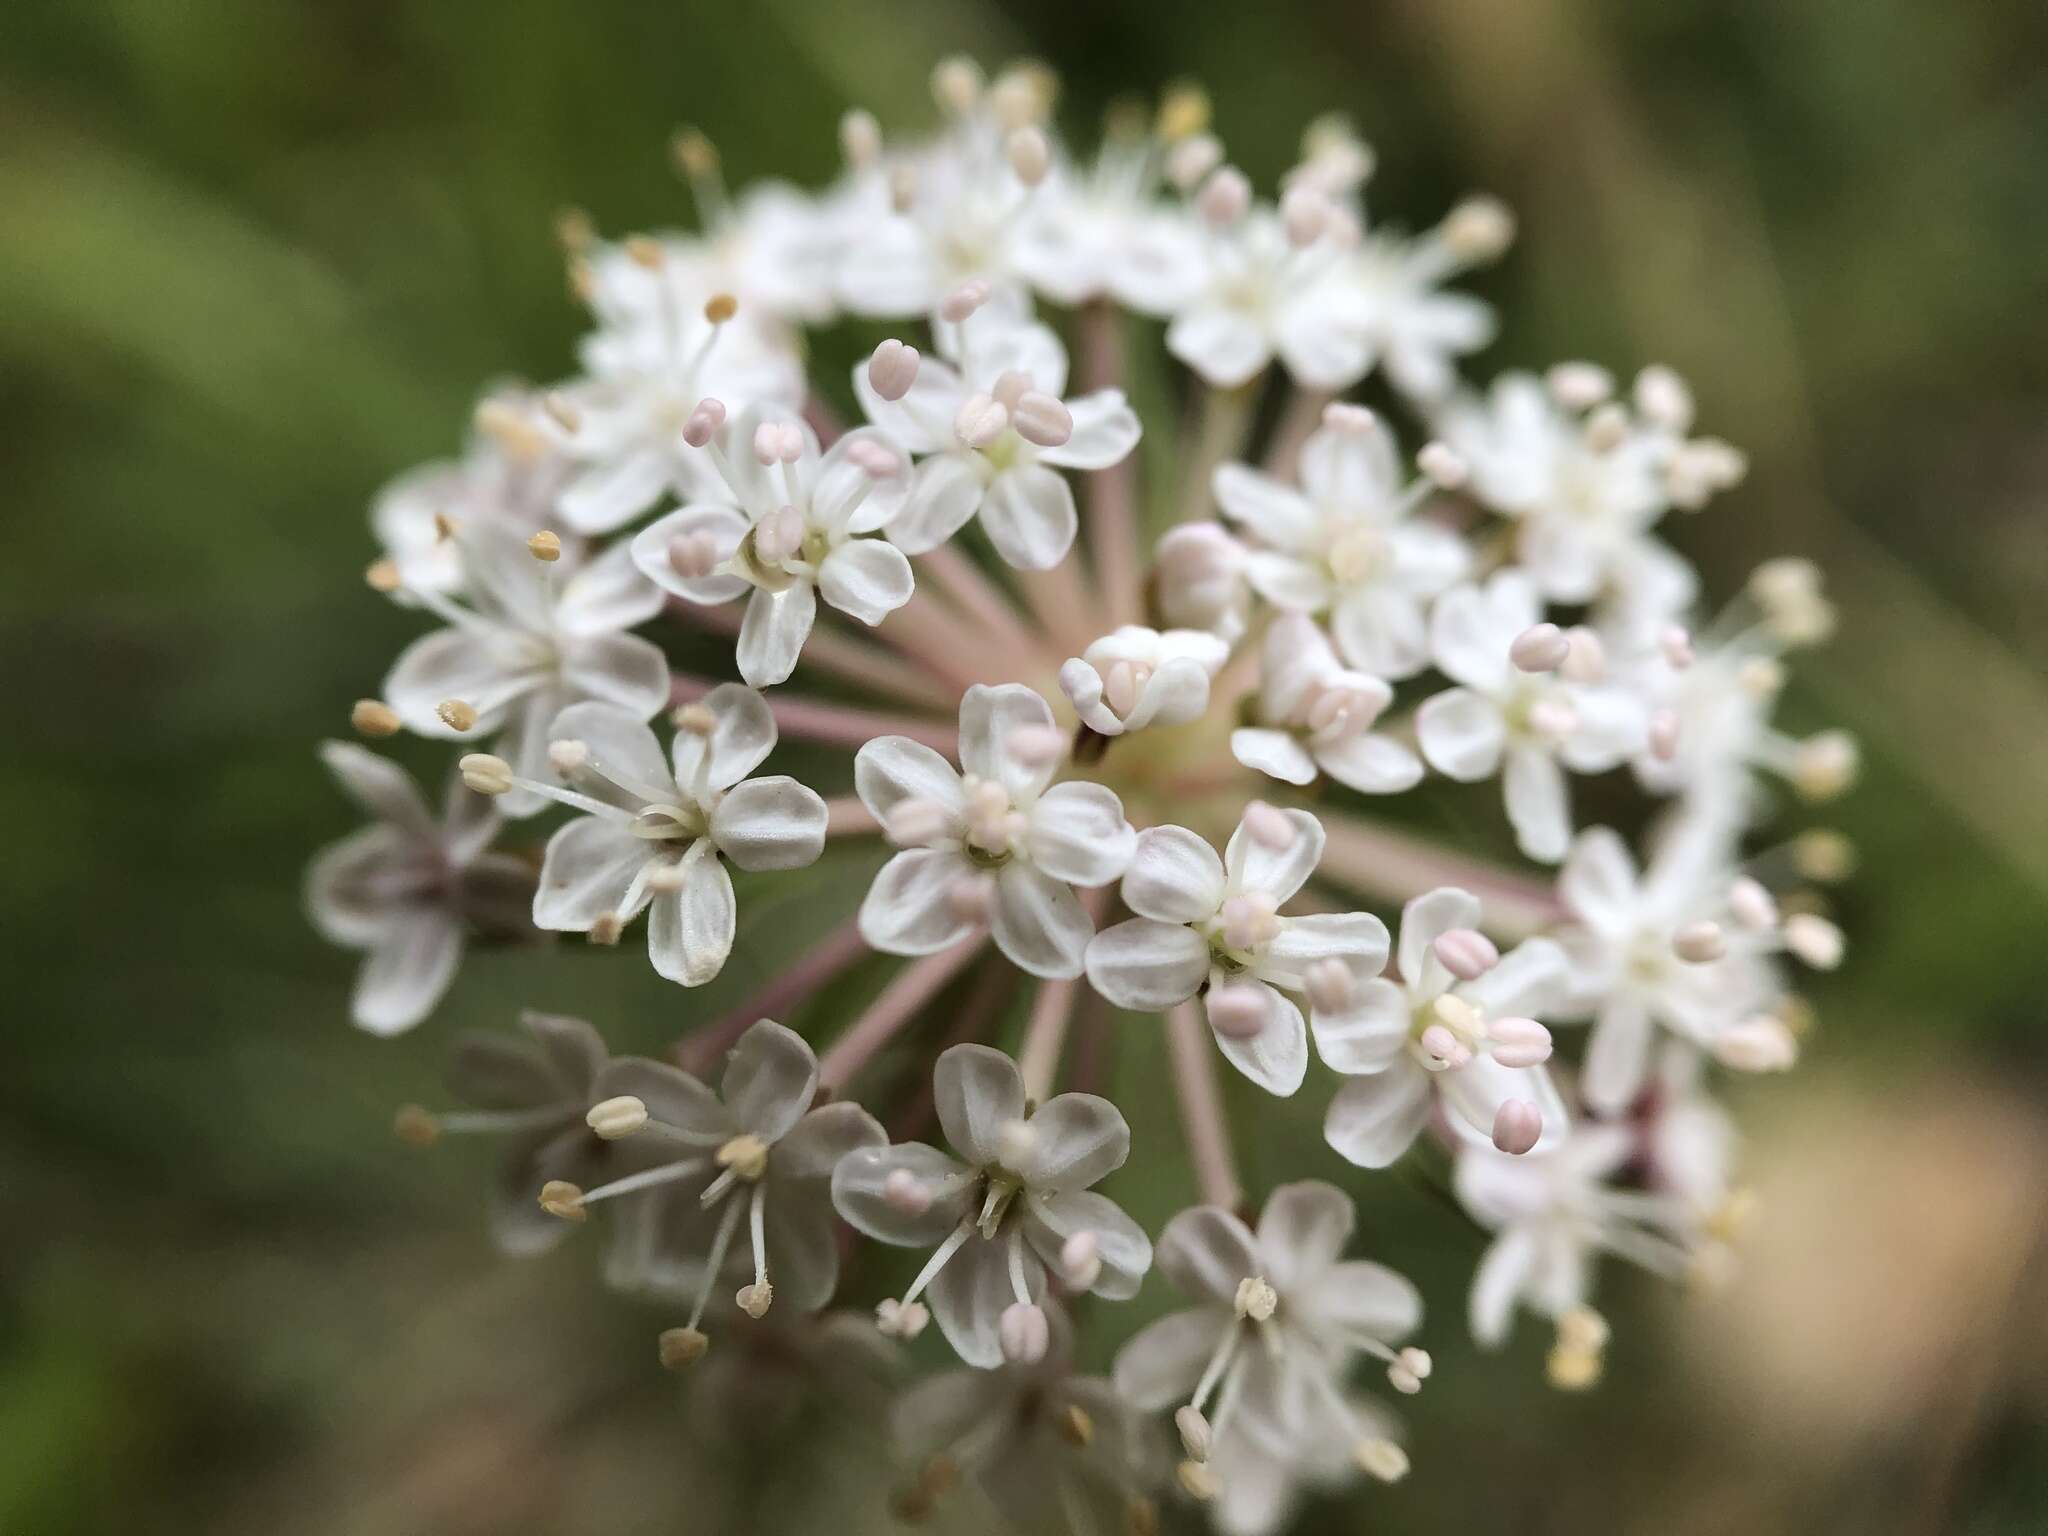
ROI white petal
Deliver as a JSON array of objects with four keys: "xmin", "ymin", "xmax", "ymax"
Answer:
[
  {"xmin": 558, "ymin": 448, "xmax": 670, "ymax": 534},
  {"xmin": 832, "ymin": 1142, "xmax": 975, "ymax": 1246},
  {"xmin": 1208, "ymin": 981, "xmax": 1308, "ymax": 1096},
  {"xmin": 1253, "ymin": 1180, "xmax": 1354, "ymax": 1291},
  {"xmin": 1124, "ymin": 655, "xmax": 1212, "ymax": 731},
  {"xmin": 352, "ymin": 909, "xmax": 462, "ymax": 1035},
  {"xmin": 306, "ymin": 826, "xmax": 413, "ymax": 946},
  {"xmin": 1330, "ymin": 588, "xmax": 1429, "ymax": 679},
  {"xmin": 1262, "ymin": 912, "xmax": 1390, "ymax": 992},
  {"xmin": 853, "ymin": 735, "xmax": 966, "ymax": 825},
  {"xmin": 887, "ymin": 453, "xmax": 986, "ymax": 555},
  {"xmin": 1504, "ymin": 744, "xmax": 1571, "ymax": 864},
  {"xmin": 1027, "ymin": 782, "xmax": 1134, "ymax": 887},
  {"xmin": 1397, "ymin": 886, "xmax": 1483, "ymax": 993},
  {"xmin": 1036, "ymin": 389, "xmax": 1140, "ymax": 470},
  {"xmin": 980, "ymin": 463, "xmax": 1077, "ymax": 570},
  {"xmin": 1114, "ymin": 1309, "xmax": 1224, "ymax": 1409},
  {"xmin": 934, "ymin": 1043, "xmax": 1028, "ymax": 1169},
  {"xmin": 557, "ymin": 632, "xmax": 671, "ymax": 718},
  {"xmin": 318, "ymin": 742, "xmax": 436, "ymax": 841},
  {"xmin": 671, "ymin": 682, "xmax": 776, "ymax": 791},
  {"xmin": 1428, "ymin": 582, "xmax": 1515, "ymax": 694},
  {"xmin": 546, "ymin": 701, "xmax": 675, "ymax": 807},
  {"xmin": 533, "ymin": 817, "xmax": 648, "ymax": 931},
  {"xmin": 817, "ymin": 538, "xmax": 914, "ymax": 625},
  {"xmin": 853, "ymin": 352, "xmax": 964, "ymax": 454},
  {"xmin": 1167, "ymin": 306, "xmax": 1270, "ymax": 388},
  {"xmin": 991, "ymin": 863, "xmax": 1093, "ymax": 979},
  {"xmin": 383, "ymin": 628, "xmax": 540, "ymax": 736},
  {"xmin": 1155, "ymin": 1206, "xmax": 1260, "ymax": 1304},
  {"xmin": 958, "ymin": 683, "xmax": 1058, "ymax": 800},
  {"xmin": 629, "ymin": 505, "xmax": 751, "ymax": 604},
  {"xmin": 1211, "ymin": 463, "xmax": 1317, "ymax": 550},
  {"xmin": 1018, "ymin": 1093, "xmax": 1130, "ymax": 1190},
  {"xmin": 1298, "ymin": 421, "xmax": 1401, "ymax": 514},
  {"xmin": 1231, "ymin": 727, "xmax": 1319, "ymax": 786},
  {"xmin": 1316, "ymin": 732, "xmax": 1425, "ymax": 794},
  {"xmin": 1583, "ymin": 994, "xmax": 1654, "ymax": 1115},
  {"xmin": 1469, "ymin": 1225, "xmax": 1538, "ymax": 1347},
  {"xmin": 773, "ymin": 1099, "xmax": 887, "ymax": 1182},
  {"xmin": 1416, "ymin": 687, "xmax": 1506, "ymax": 781},
  {"xmin": 710, "ymin": 776, "xmax": 826, "ymax": 871},
  {"xmin": 1058, "ymin": 657, "xmax": 1122, "ymax": 736},
  {"xmin": 1309, "ymin": 977, "xmax": 1410, "ymax": 1074},
  {"xmin": 1461, "ymin": 935, "xmax": 1570, "ymax": 1018},
  {"xmin": 859, "ymin": 848, "xmax": 978, "ymax": 955},
  {"xmin": 814, "ymin": 427, "xmax": 912, "ymax": 535},
  {"xmin": 1120, "ymin": 824, "xmax": 1227, "ymax": 923},
  {"xmin": 722, "ymin": 1019, "xmax": 820, "ymax": 1143},
  {"xmin": 928, "ymin": 1233, "xmax": 1036, "ymax": 1369},
  {"xmin": 1084, "ymin": 919, "xmax": 1209, "ymax": 1011},
  {"xmin": 735, "ymin": 582, "xmax": 817, "ymax": 688},
  {"xmin": 555, "ymin": 536, "xmax": 666, "ymax": 634},
  {"xmin": 1223, "ymin": 806, "xmax": 1324, "ymax": 903},
  {"xmin": 1243, "ymin": 550, "xmax": 1335, "ymax": 610},
  {"xmin": 1439, "ymin": 1056, "xmax": 1572, "ymax": 1154},
  {"xmin": 1023, "ymin": 1189, "xmax": 1151, "ymax": 1299},
  {"xmin": 647, "ymin": 847, "xmax": 735, "ymax": 987},
  {"xmin": 1308, "ymin": 1259, "xmax": 1424, "ymax": 1341},
  {"xmin": 1323, "ymin": 1062, "xmax": 1431, "ymax": 1168}
]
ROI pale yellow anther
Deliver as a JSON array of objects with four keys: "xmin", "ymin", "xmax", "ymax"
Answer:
[
  {"xmin": 1707, "ymin": 1187, "xmax": 1757, "ymax": 1244},
  {"xmin": 539, "ymin": 1179, "xmax": 586, "ymax": 1222},
  {"xmin": 658, "ymin": 1325, "xmax": 709, "ymax": 1370},
  {"xmin": 432, "ymin": 511, "xmax": 459, "ymax": 542},
  {"xmin": 920, "ymin": 1453, "xmax": 960, "ymax": 1497},
  {"xmin": 1432, "ymin": 993, "xmax": 1483, "ymax": 1036},
  {"xmin": 541, "ymin": 393, "xmax": 580, "ymax": 433},
  {"xmin": 1057, "ymin": 1402, "xmax": 1095, "ymax": 1448},
  {"xmin": 1156, "ymin": 81, "xmax": 1211, "ymax": 141},
  {"xmin": 1792, "ymin": 829, "xmax": 1857, "ymax": 883},
  {"xmin": 459, "ymin": 753, "xmax": 513, "ymax": 796},
  {"xmin": 1176, "ymin": 1459, "xmax": 1218, "ymax": 1501},
  {"xmin": 736, "ymin": 1281, "xmax": 773, "ymax": 1318},
  {"xmin": 1124, "ymin": 1496, "xmax": 1161, "ymax": 1536},
  {"xmin": 1556, "ymin": 1304, "xmax": 1610, "ymax": 1353},
  {"xmin": 1355, "ymin": 1438, "xmax": 1410, "ymax": 1483},
  {"xmin": 392, "ymin": 1103, "xmax": 440, "ymax": 1147},
  {"xmin": 624, "ymin": 234, "xmax": 664, "ymax": 269},
  {"xmin": 585, "ymin": 1094, "xmax": 648, "ymax": 1140},
  {"xmin": 365, "ymin": 557, "xmax": 401, "ymax": 593},
  {"xmin": 1546, "ymin": 1344, "xmax": 1603, "ymax": 1391},
  {"xmin": 436, "ymin": 699, "xmax": 479, "ymax": 733},
  {"xmin": 672, "ymin": 701, "xmax": 717, "ymax": 736},
  {"xmin": 527, "ymin": 529, "xmax": 562, "ymax": 563},
  {"xmin": 703, "ymin": 292, "xmax": 738, "ymax": 325},
  {"xmin": 553, "ymin": 206, "xmax": 595, "ymax": 252},
  {"xmin": 588, "ymin": 912, "xmax": 625, "ymax": 947},
  {"xmin": 567, "ymin": 258, "xmax": 597, "ymax": 305},
  {"xmin": 671, "ymin": 126, "xmax": 719, "ymax": 179},
  {"xmin": 716, "ymin": 1133, "xmax": 770, "ymax": 1182},
  {"xmin": 351, "ymin": 699, "xmax": 401, "ymax": 738},
  {"xmin": 1234, "ymin": 1275, "xmax": 1278, "ymax": 1322}
]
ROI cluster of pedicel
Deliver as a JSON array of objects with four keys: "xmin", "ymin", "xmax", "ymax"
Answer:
[{"xmin": 307, "ymin": 57, "xmax": 1856, "ymax": 1536}]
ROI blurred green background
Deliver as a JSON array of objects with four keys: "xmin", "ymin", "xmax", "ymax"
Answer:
[{"xmin": 6, "ymin": 0, "xmax": 2048, "ymax": 1531}]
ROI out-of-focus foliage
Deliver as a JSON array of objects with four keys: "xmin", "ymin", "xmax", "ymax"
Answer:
[{"xmin": 4, "ymin": 1, "xmax": 2047, "ymax": 1531}]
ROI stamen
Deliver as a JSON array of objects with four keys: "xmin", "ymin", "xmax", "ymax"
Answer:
[
  {"xmin": 1233, "ymin": 1275, "xmax": 1277, "ymax": 1322},
  {"xmin": 527, "ymin": 530, "xmax": 562, "ymax": 563},
  {"xmin": 1417, "ymin": 441, "xmax": 1469, "ymax": 489},
  {"xmin": 350, "ymin": 699, "xmax": 401, "ymax": 737},
  {"xmin": 585, "ymin": 1095, "xmax": 649, "ymax": 1140},
  {"xmin": 1432, "ymin": 928, "xmax": 1500, "ymax": 981},
  {"xmin": 876, "ymin": 1297, "xmax": 930, "ymax": 1339},
  {"xmin": 658, "ymin": 1326, "xmax": 709, "ymax": 1370},
  {"xmin": 687, "ymin": 1192, "xmax": 747, "ymax": 1330},
  {"xmin": 392, "ymin": 1104, "xmax": 440, "ymax": 1146},
  {"xmin": 574, "ymin": 1157, "xmax": 709, "ymax": 1207},
  {"xmin": 1206, "ymin": 984, "xmax": 1267, "ymax": 1040},
  {"xmin": 1672, "ymin": 921, "xmax": 1726, "ymax": 963},
  {"xmin": 1487, "ymin": 1015, "xmax": 1552, "ymax": 1068},
  {"xmin": 460, "ymin": 753, "xmax": 514, "ymax": 795},
  {"xmin": 538, "ymin": 1179, "xmax": 586, "ymax": 1222},
  {"xmin": 999, "ymin": 1301, "xmax": 1049, "ymax": 1363},
  {"xmin": 1510, "ymin": 623, "xmax": 1570, "ymax": 674},
  {"xmin": 436, "ymin": 699, "xmax": 479, "ymax": 732},
  {"xmin": 1175, "ymin": 1405, "xmax": 1212, "ymax": 1461},
  {"xmin": 736, "ymin": 1182, "xmax": 773, "ymax": 1316},
  {"xmin": 897, "ymin": 1219, "xmax": 976, "ymax": 1310},
  {"xmin": 868, "ymin": 339, "xmax": 921, "ymax": 402}
]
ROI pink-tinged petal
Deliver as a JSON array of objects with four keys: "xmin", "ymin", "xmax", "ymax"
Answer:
[
  {"xmin": 1084, "ymin": 919, "xmax": 1209, "ymax": 1011},
  {"xmin": 1223, "ymin": 806, "xmax": 1325, "ymax": 903},
  {"xmin": 1208, "ymin": 981, "xmax": 1308, "ymax": 1096},
  {"xmin": 1309, "ymin": 977, "xmax": 1410, "ymax": 1075},
  {"xmin": 629, "ymin": 505, "xmax": 751, "ymax": 605}
]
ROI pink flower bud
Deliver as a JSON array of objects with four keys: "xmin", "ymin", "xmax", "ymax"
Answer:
[
  {"xmin": 1417, "ymin": 441, "xmax": 1468, "ymax": 489},
  {"xmin": 1648, "ymin": 707, "xmax": 1681, "ymax": 761},
  {"xmin": 1672, "ymin": 921, "xmax": 1725, "ymax": 964}
]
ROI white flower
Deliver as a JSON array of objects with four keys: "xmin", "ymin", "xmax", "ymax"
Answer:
[
  {"xmin": 1011, "ymin": 141, "xmax": 1205, "ymax": 312},
  {"xmin": 306, "ymin": 743, "xmax": 533, "ymax": 1034},
  {"xmin": 629, "ymin": 406, "xmax": 915, "ymax": 687},
  {"xmin": 382, "ymin": 526, "xmax": 669, "ymax": 817},
  {"xmin": 1319, "ymin": 887, "xmax": 1571, "ymax": 1168},
  {"xmin": 550, "ymin": 248, "xmax": 805, "ymax": 533},
  {"xmin": 1456, "ymin": 1124, "xmax": 1700, "ymax": 1348},
  {"xmin": 1432, "ymin": 371, "xmax": 1678, "ymax": 605},
  {"xmin": 856, "ymin": 683, "xmax": 1134, "ymax": 979},
  {"xmin": 1212, "ymin": 408, "xmax": 1470, "ymax": 678},
  {"xmin": 1230, "ymin": 614, "xmax": 1423, "ymax": 795},
  {"xmin": 1168, "ymin": 204, "xmax": 1375, "ymax": 390},
  {"xmin": 1085, "ymin": 807, "xmax": 1389, "ymax": 1096},
  {"xmin": 1552, "ymin": 821, "xmax": 1797, "ymax": 1114},
  {"xmin": 831, "ymin": 1044, "xmax": 1151, "ymax": 1367},
  {"xmin": 1345, "ymin": 207, "xmax": 1505, "ymax": 402},
  {"xmin": 1113, "ymin": 1183, "xmax": 1422, "ymax": 1512},
  {"xmin": 1155, "ymin": 522, "xmax": 1252, "ymax": 642},
  {"xmin": 570, "ymin": 1020, "xmax": 885, "ymax": 1343},
  {"xmin": 854, "ymin": 308, "xmax": 1140, "ymax": 569},
  {"xmin": 523, "ymin": 689, "xmax": 826, "ymax": 986},
  {"xmin": 1059, "ymin": 625, "xmax": 1229, "ymax": 738},
  {"xmin": 1414, "ymin": 571, "xmax": 1647, "ymax": 862}
]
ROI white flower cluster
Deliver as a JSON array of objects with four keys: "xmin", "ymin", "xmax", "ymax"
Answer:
[{"xmin": 309, "ymin": 58, "xmax": 1856, "ymax": 1536}]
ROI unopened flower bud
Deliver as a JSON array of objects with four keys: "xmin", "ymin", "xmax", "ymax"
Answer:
[
  {"xmin": 998, "ymin": 1302, "xmax": 1050, "ymax": 1363},
  {"xmin": 459, "ymin": 753, "xmax": 514, "ymax": 795},
  {"xmin": 1673, "ymin": 921, "xmax": 1726, "ymax": 964},
  {"xmin": 1488, "ymin": 1016, "xmax": 1552, "ymax": 1069},
  {"xmin": 1510, "ymin": 622, "xmax": 1570, "ymax": 673},
  {"xmin": 682, "ymin": 397, "xmax": 726, "ymax": 448},
  {"xmin": 1060, "ymin": 1230, "xmax": 1102, "ymax": 1290},
  {"xmin": 1196, "ymin": 166, "xmax": 1251, "ymax": 228},
  {"xmin": 437, "ymin": 698, "xmax": 478, "ymax": 732},
  {"xmin": 1441, "ymin": 195, "xmax": 1515, "ymax": 261},
  {"xmin": 1280, "ymin": 183, "xmax": 1331, "ymax": 246},
  {"xmin": 584, "ymin": 1095, "xmax": 647, "ymax": 1140},
  {"xmin": 539, "ymin": 1179, "xmax": 586, "ymax": 1221},
  {"xmin": 1163, "ymin": 133, "xmax": 1222, "ymax": 192},
  {"xmin": 1491, "ymin": 1098, "xmax": 1543, "ymax": 1154},
  {"xmin": 1207, "ymin": 983, "xmax": 1268, "ymax": 1040},
  {"xmin": 939, "ymin": 279, "xmax": 992, "ymax": 324},
  {"xmin": 1010, "ymin": 391, "xmax": 1073, "ymax": 447},
  {"xmin": 351, "ymin": 699, "xmax": 401, "ymax": 737},
  {"xmin": 737, "ymin": 1281, "xmax": 773, "ymax": 1318},
  {"xmin": 867, "ymin": 338, "xmax": 921, "ymax": 402},
  {"xmin": 1175, "ymin": 1405, "xmax": 1213, "ymax": 1462},
  {"xmin": 1006, "ymin": 125, "xmax": 1051, "ymax": 185},
  {"xmin": 1417, "ymin": 441, "xmax": 1468, "ymax": 489},
  {"xmin": 1633, "ymin": 365, "xmax": 1695, "ymax": 433},
  {"xmin": 1783, "ymin": 912, "xmax": 1844, "ymax": 971},
  {"xmin": 659, "ymin": 1326, "xmax": 709, "ymax": 1369},
  {"xmin": 1433, "ymin": 927, "xmax": 1500, "ymax": 981}
]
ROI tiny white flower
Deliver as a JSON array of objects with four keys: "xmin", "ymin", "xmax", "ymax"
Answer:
[
  {"xmin": 1230, "ymin": 614, "xmax": 1424, "ymax": 796},
  {"xmin": 1343, "ymin": 199, "xmax": 1507, "ymax": 402},
  {"xmin": 306, "ymin": 744, "xmax": 534, "ymax": 1034},
  {"xmin": 1212, "ymin": 408, "xmax": 1470, "ymax": 678},
  {"xmin": 523, "ymin": 689, "xmax": 827, "ymax": 987},
  {"xmin": 1319, "ymin": 887, "xmax": 1572, "ymax": 1168},
  {"xmin": 1059, "ymin": 625, "xmax": 1229, "ymax": 738},
  {"xmin": 832, "ymin": 1044, "xmax": 1151, "ymax": 1367},
  {"xmin": 1114, "ymin": 1183, "xmax": 1421, "ymax": 1508},
  {"xmin": 856, "ymin": 684, "xmax": 1134, "ymax": 979},
  {"xmin": 381, "ymin": 526, "xmax": 670, "ymax": 817},
  {"xmin": 1414, "ymin": 571, "xmax": 1647, "ymax": 862},
  {"xmin": 854, "ymin": 310, "xmax": 1140, "ymax": 570},
  {"xmin": 1011, "ymin": 138, "xmax": 1206, "ymax": 313},
  {"xmin": 629, "ymin": 405, "xmax": 916, "ymax": 687},
  {"xmin": 1086, "ymin": 807, "xmax": 1390, "ymax": 1096}
]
